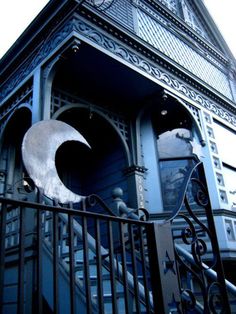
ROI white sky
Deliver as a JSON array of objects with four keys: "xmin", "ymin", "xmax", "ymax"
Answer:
[
  {"xmin": 0, "ymin": 0, "xmax": 236, "ymax": 59},
  {"xmin": 204, "ymin": 0, "xmax": 236, "ymax": 57},
  {"xmin": 0, "ymin": 0, "xmax": 50, "ymax": 59}
]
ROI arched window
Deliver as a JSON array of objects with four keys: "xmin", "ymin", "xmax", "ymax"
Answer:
[
  {"xmin": 153, "ymin": 100, "xmax": 202, "ymax": 212},
  {"xmin": 141, "ymin": 96, "xmax": 203, "ymax": 213}
]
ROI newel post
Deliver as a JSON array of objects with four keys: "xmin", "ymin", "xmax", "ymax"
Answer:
[{"xmin": 146, "ymin": 222, "xmax": 182, "ymax": 313}]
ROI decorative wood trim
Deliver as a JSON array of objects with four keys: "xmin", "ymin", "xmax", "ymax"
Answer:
[
  {"xmin": 0, "ymin": 11, "xmax": 235, "ymax": 128},
  {"xmin": 73, "ymin": 16, "xmax": 236, "ymax": 126}
]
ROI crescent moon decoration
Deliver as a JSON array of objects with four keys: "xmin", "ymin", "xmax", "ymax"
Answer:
[{"xmin": 22, "ymin": 120, "xmax": 91, "ymax": 203}]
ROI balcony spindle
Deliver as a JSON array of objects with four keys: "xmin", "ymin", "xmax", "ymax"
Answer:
[
  {"xmin": 17, "ymin": 206, "xmax": 25, "ymax": 314},
  {"xmin": 52, "ymin": 206, "xmax": 59, "ymax": 314},
  {"xmin": 68, "ymin": 211, "xmax": 76, "ymax": 314},
  {"xmin": 128, "ymin": 224, "xmax": 141, "ymax": 314},
  {"xmin": 82, "ymin": 215, "xmax": 92, "ymax": 314},
  {"xmin": 119, "ymin": 222, "xmax": 130, "ymax": 313},
  {"xmin": 95, "ymin": 219, "xmax": 104, "ymax": 313},
  {"xmin": 108, "ymin": 220, "xmax": 118, "ymax": 314}
]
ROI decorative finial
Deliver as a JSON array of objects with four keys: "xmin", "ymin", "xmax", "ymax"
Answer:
[{"xmin": 112, "ymin": 187, "xmax": 123, "ymax": 199}]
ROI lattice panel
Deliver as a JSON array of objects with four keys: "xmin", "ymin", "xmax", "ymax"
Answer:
[
  {"xmin": 51, "ymin": 90, "xmax": 129, "ymax": 143},
  {"xmin": 137, "ymin": 9, "xmax": 232, "ymax": 100},
  {"xmin": 106, "ymin": 112, "xmax": 129, "ymax": 141},
  {"xmin": 0, "ymin": 83, "xmax": 32, "ymax": 136},
  {"xmin": 186, "ymin": 103, "xmax": 201, "ymax": 127},
  {"xmin": 51, "ymin": 91, "xmax": 76, "ymax": 115}
]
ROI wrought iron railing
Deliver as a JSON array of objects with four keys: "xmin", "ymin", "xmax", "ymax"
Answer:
[
  {"xmin": 0, "ymin": 162, "xmax": 235, "ymax": 313},
  {"xmin": 0, "ymin": 195, "xmax": 173, "ymax": 314},
  {"xmin": 166, "ymin": 162, "xmax": 232, "ymax": 313}
]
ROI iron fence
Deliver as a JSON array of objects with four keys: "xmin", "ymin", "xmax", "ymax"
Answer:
[
  {"xmin": 0, "ymin": 162, "xmax": 233, "ymax": 313},
  {"xmin": 0, "ymin": 195, "xmax": 180, "ymax": 314}
]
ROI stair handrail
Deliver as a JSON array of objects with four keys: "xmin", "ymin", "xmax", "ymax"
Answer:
[{"xmin": 175, "ymin": 243, "xmax": 236, "ymax": 296}]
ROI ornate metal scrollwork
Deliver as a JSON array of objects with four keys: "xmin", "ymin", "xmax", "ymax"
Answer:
[
  {"xmin": 85, "ymin": 193, "xmax": 115, "ymax": 216},
  {"xmin": 181, "ymin": 289, "xmax": 196, "ymax": 312},
  {"xmin": 167, "ymin": 162, "xmax": 231, "ymax": 312},
  {"xmin": 208, "ymin": 282, "xmax": 225, "ymax": 314}
]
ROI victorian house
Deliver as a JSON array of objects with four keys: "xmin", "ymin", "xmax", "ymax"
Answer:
[{"xmin": 0, "ymin": 0, "xmax": 236, "ymax": 313}]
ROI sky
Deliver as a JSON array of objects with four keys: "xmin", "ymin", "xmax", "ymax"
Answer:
[
  {"xmin": 204, "ymin": 0, "xmax": 236, "ymax": 57},
  {"xmin": 0, "ymin": 0, "xmax": 236, "ymax": 59}
]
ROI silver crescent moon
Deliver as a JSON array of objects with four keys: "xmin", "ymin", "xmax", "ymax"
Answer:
[{"xmin": 22, "ymin": 120, "xmax": 91, "ymax": 203}]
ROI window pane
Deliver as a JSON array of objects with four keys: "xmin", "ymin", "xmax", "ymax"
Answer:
[
  {"xmin": 223, "ymin": 165, "xmax": 236, "ymax": 208},
  {"xmin": 157, "ymin": 128, "xmax": 192, "ymax": 159},
  {"xmin": 158, "ymin": 0, "xmax": 178, "ymax": 14},
  {"xmin": 160, "ymin": 158, "xmax": 197, "ymax": 211}
]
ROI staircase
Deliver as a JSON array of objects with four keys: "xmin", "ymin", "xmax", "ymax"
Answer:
[{"xmin": 41, "ymin": 210, "xmax": 152, "ymax": 313}]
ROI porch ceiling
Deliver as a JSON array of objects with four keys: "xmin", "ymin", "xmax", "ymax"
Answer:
[{"xmin": 53, "ymin": 43, "xmax": 162, "ymax": 114}]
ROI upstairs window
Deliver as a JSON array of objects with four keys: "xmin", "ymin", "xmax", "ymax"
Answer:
[
  {"xmin": 158, "ymin": 0, "xmax": 178, "ymax": 14},
  {"xmin": 93, "ymin": 0, "xmax": 112, "ymax": 5},
  {"xmin": 158, "ymin": 0, "xmax": 209, "ymax": 40},
  {"xmin": 181, "ymin": 0, "xmax": 208, "ymax": 39}
]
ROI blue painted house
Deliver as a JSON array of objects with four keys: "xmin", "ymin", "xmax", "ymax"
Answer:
[{"xmin": 0, "ymin": 0, "xmax": 236, "ymax": 313}]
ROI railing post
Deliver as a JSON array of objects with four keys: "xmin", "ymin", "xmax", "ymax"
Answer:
[{"xmin": 147, "ymin": 222, "xmax": 182, "ymax": 314}]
